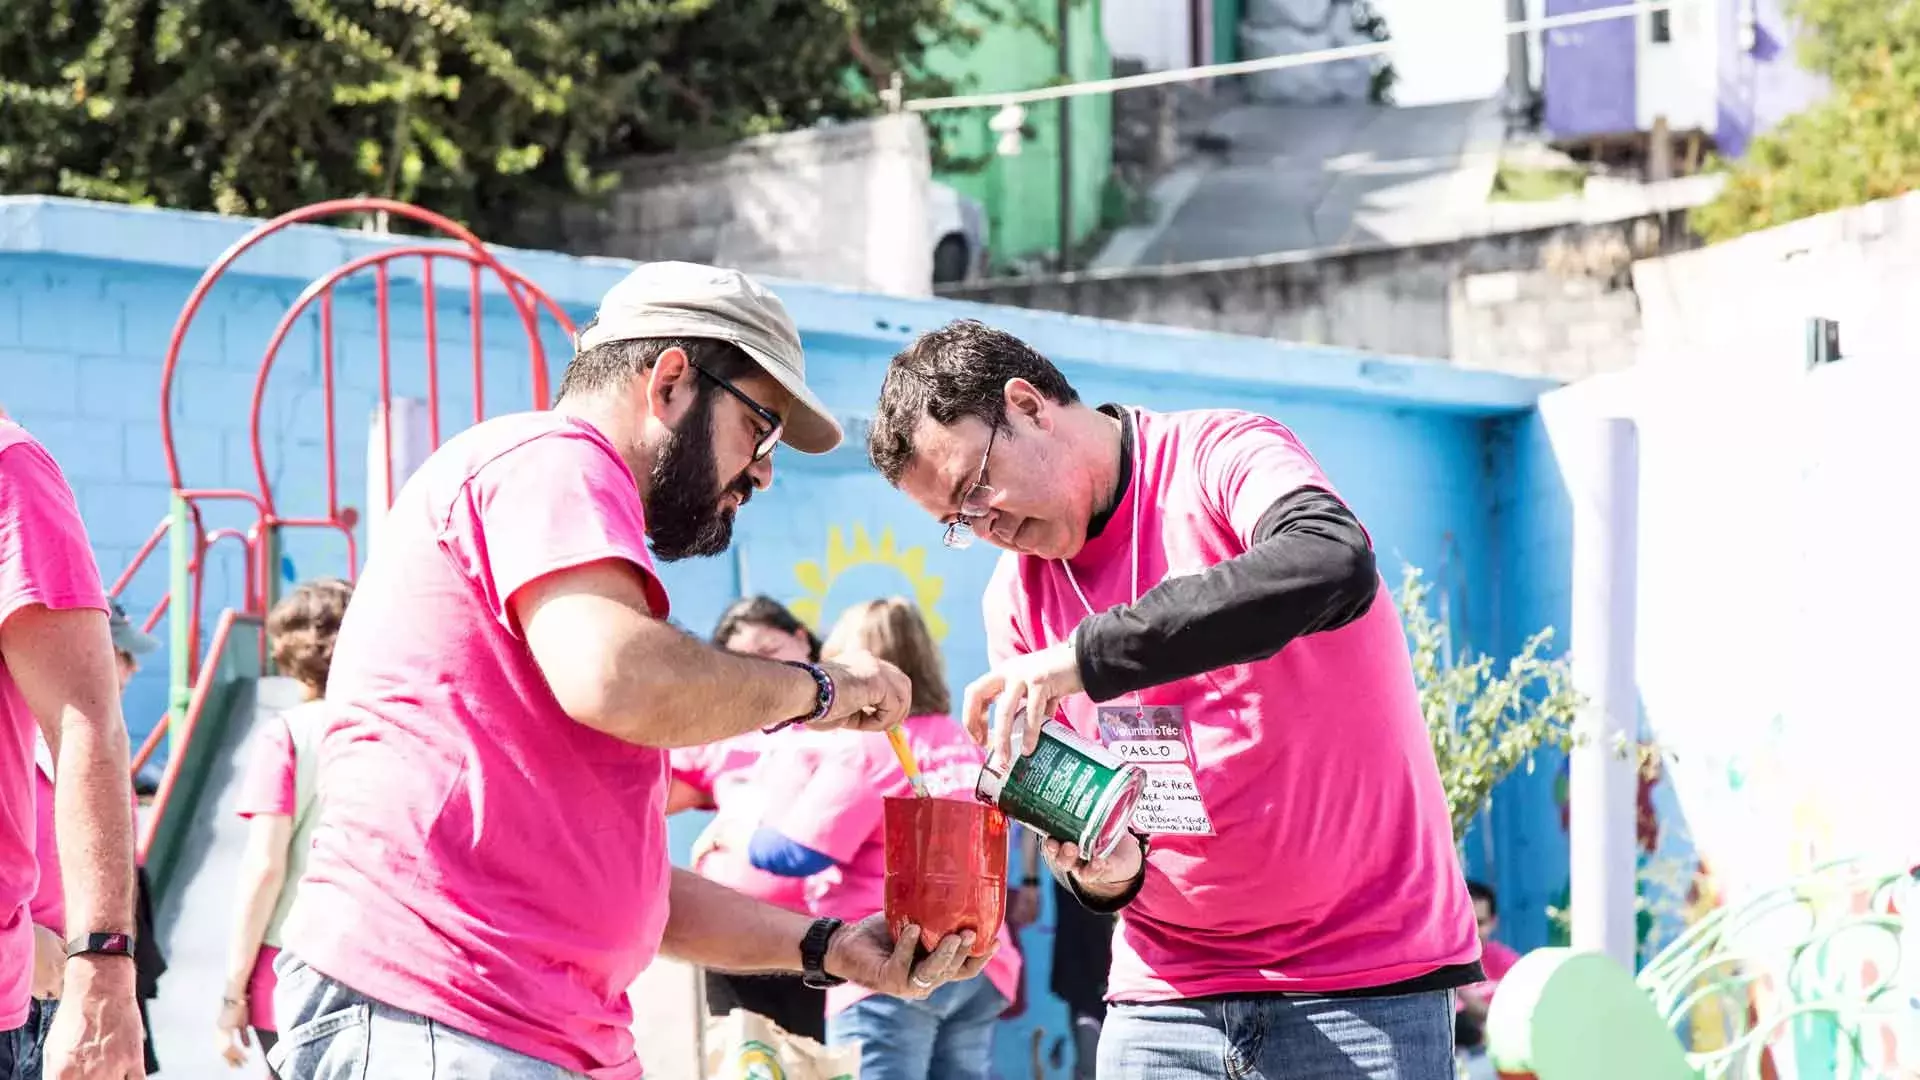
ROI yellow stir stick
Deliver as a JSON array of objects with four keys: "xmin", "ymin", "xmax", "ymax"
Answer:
[{"xmin": 886, "ymin": 725, "xmax": 932, "ymax": 798}]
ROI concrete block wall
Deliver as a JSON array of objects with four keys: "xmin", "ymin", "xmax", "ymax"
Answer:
[
  {"xmin": 943, "ymin": 205, "xmax": 1699, "ymax": 374},
  {"xmin": 1, "ymin": 195, "xmax": 1563, "ymax": 1080},
  {"xmin": 1449, "ymin": 266, "xmax": 1643, "ymax": 381},
  {"xmin": 545, "ymin": 115, "xmax": 934, "ymax": 298}
]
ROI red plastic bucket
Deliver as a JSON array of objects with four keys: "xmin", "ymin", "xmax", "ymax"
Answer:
[{"xmin": 883, "ymin": 796, "xmax": 1007, "ymax": 959}]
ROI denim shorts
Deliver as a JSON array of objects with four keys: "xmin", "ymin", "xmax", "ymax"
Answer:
[
  {"xmin": 0, "ymin": 998, "xmax": 57, "ymax": 1079},
  {"xmin": 267, "ymin": 953, "xmax": 589, "ymax": 1080}
]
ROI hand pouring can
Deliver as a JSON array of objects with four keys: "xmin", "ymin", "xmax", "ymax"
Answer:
[{"xmin": 974, "ymin": 718, "xmax": 1145, "ymax": 859}]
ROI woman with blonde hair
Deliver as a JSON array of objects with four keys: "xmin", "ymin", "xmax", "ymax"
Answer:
[
  {"xmin": 216, "ymin": 577, "xmax": 353, "ymax": 1069},
  {"xmin": 747, "ymin": 598, "xmax": 1020, "ymax": 1080}
]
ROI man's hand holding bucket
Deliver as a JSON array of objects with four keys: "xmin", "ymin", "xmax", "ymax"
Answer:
[{"xmin": 822, "ymin": 915, "xmax": 998, "ymax": 1000}]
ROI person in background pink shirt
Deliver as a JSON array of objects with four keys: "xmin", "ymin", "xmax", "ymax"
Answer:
[
  {"xmin": 269, "ymin": 263, "xmax": 993, "ymax": 1080},
  {"xmin": 1455, "ymin": 880, "xmax": 1521, "ymax": 1052},
  {"xmin": 867, "ymin": 321, "xmax": 1481, "ymax": 1080},
  {"xmin": 215, "ymin": 578, "xmax": 353, "ymax": 1069},
  {"xmin": 0, "ymin": 418, "xmax": 148, "ymax": 1079},
  {"xmin": 666, "ymin": 595, "xmax": 830, "ymax": 1040},
  {"xmin": 748, "ymin": 598, "xmax": 1023, "ymax": 1080}
]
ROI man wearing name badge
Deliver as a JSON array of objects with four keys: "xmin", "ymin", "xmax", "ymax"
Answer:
[
  {"xmin": 867, "ymin": 320, "xmax": 1482, "ymax": 1079},
  {"xmin": 269, "ymin": 264, "xmax": 993, "ymax": 1080}
]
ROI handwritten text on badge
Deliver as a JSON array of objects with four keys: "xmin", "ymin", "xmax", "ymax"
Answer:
[{"xmin": 1095, "ymin": 705, "xmax": 1214, "ymax": 836}]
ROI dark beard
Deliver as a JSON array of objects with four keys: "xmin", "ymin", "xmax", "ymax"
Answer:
[{"xmin": 644, "ymin": 391, "xmax": 755, "ymax": 561}]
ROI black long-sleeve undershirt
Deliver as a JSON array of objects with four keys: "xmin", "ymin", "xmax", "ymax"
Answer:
[
  {"xmin": 1050, "ymin": 412, "xmax": 1486, "ymax": 1002},
  {"xmin": 1072, "ymin": 485, "xmax": 1380, "ymax": 704}
]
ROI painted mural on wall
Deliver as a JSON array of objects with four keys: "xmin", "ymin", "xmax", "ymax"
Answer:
[
  {"xmin": 1531, "ymin": 361, "xmax": 1920, "ymax": 1078},
  {"xmin": 786, "ymin": 525, "xmax": 950, "ymax": 645}
]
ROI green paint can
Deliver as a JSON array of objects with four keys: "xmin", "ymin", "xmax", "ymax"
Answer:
[{"xmin": 974, "ymin": 718, "xmax": 1145, "ymax": 859}]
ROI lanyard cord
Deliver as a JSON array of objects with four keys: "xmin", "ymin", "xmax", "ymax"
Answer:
[{"xmin": 1058, "ymin": 409, "xmax": 1145, "ymax": 707}]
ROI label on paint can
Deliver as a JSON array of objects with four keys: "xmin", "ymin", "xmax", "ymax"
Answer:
[{"xmin": 975, "ymin": 718, "xmax": 1145, "ymax": 859}]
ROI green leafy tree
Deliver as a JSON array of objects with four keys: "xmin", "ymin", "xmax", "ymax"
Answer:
[
  {"xmin": 1398, "ymin": 565, "xmax": 1584, "ymax": 842},
  {"xmin": 0, "ymin": 0, "xmax": 1006, "ymax": 241},
  {"xmin": 1691, "ymin": 0, "xmax": 1920, "ymax": 243}
]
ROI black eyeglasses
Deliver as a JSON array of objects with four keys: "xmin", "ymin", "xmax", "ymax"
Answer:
[
  {"xmin": 942, "ymin": 425, "xmax": 999, "ymax": 550},
  {"xmin": 689, "ymin": 361, "xmax": 783, "ymax": 461}
]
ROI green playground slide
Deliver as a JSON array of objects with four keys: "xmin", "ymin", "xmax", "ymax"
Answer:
[{"xmin": 137, "ymin": 610, "xmax": 291, "ymax": 1075}]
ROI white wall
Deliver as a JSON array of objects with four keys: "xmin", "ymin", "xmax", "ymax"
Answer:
[
  {"xmin": 1105, "ymin": 0, "xmax": 1201, "ymax": 71},
  {"xmin": 1635, "ymin": 0, "xmax": 1720, "ymax": 131},
  {"xmin": 1543, "ymin": 193, "xmax": 1920, "ymax": 911},
  {"xmin": 1633, "ymin": 190, "xmax": 1920, "ymax": 377},
  {"xmin": 1378, "ymin": 0, "xmax": 1509, "ymax": 106},
  {"xmin": 1540, "ymin": 352, "xmax": 1920, "ymax": 907},
  {"xmin": 563, "ymin": 115, "xmax": 935, "ymax": 297}
]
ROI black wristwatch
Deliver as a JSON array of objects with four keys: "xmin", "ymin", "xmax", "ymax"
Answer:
[
  {"xmin": 766, "ymin": 662, "xmax": 835, "ymax": 734},
  {"xmin": 65, "ymin": 931, "xmax": 136, "ymax": 960},
  {"xmin": 799, "ymin": 917, "xmax": 846, "ymax": 989}
]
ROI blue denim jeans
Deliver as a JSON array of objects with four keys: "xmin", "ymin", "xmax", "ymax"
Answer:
[
  {"xmin": 1099, "ymin": 991, "xmax": 1456, "ymax": 1080},
  {"xmin": 0, "ymin": 999, "xmax": 56, "ymax": 1080},
  {"xmin": 268, "ymin": 953, "xmax": 588, "ymax": 1079},
  {"xmin": 826, "ymin": 978, "xmax": 1008, "ymax": 1080}
]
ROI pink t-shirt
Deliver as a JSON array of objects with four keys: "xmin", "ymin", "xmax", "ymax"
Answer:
[
  {"xmin": 775, "ymin": 712, "xmax": 1023, "ymax": 1016},
  {"xmin": 1459, "ymin": 938, "xmax": 1519, "ymax": 1009},
  {"xmin": 234, "ymin": 715, "xmax": 297, "ymax": 819},
  {"xmin": 670, "ymin": 732, "xmax": 820, "ymax": 912},
  {"xmin": 282, "ymin": 412, "xmax": 675, "ymax": 1079},
  {"xmin": 0, "ymin": 422, "xmax": 109, "ymax": 1028},
  {"xmin": 983, "ymin": 407, "xmax": 1479, "ymax": 1003}
]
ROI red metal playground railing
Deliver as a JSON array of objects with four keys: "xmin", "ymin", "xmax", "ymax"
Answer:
[{"xmin": 118, "ymin": 198, "xmax": 575, "ymax": 851}]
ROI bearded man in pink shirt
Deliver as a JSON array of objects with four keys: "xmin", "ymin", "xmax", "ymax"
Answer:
[
  {"xmin": 867, "ymin": 320, "xmax": 1483, "ymax": 1080},
  {"xmin": 270, "ymin": 264, "xmax": 993, "ymax": 1080}
]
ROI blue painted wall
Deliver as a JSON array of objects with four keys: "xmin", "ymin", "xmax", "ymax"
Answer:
[
  {"xmin": 0, "ymin": 196, "xmax": 1562, "ymax": 1080},
  {"xmin": 1475, "ymin": 411, "xmax": 1575, "ymax": 955}
]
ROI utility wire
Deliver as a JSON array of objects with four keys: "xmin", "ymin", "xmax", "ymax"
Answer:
[{"xmin": 905, "ymin": 0, "xmax": 1681, "ymax": 113}]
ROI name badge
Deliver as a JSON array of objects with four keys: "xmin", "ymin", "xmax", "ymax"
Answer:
[{"xmin": 1095, "ymin": 705, "xmax": 1214, "ymax": 836}]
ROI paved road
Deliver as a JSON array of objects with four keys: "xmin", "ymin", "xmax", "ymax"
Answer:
[{"xmin": 1126, "ymin": 96, "xmax": 1506, "ymax": 266}]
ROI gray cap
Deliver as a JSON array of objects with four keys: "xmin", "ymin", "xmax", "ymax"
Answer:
[
  {"xmin": 576, "ymin": 262, "xmax": 842, "ymax": 454},
  {"xmin": 108, "ymin": 600, "xmax": 159, "ymax": 657}
]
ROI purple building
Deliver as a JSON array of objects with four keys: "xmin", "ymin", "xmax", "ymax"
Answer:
[{"xmin": 1541, "ymin": 0, "xmax": 1827, "ymax": 156}]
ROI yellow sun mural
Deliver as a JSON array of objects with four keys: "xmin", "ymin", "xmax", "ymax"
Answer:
[{"xmin": 787, "ymin": 524, "xmax": 948, "ymax": 641}]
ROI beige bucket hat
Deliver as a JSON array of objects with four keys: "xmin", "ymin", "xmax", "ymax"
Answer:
[{"xmin": 576, "ymin": 262, "xmax": 842, "ymax": 454}]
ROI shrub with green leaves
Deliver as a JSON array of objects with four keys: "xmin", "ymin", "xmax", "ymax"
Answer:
[
  {"xmin": 1398, "ymin": 565, "xmax": 1584, "ymax": 842},
  {"xmin": 1691, "ymin": 0, "xmax": 1919, "ymax": 243}
]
